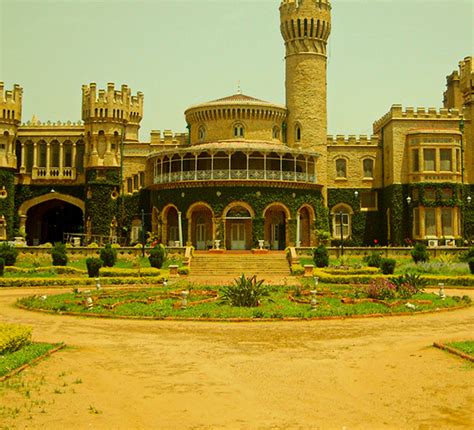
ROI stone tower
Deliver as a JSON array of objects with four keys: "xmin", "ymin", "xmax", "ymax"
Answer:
[
  {"xmin": 280, "ymin": 0, "xmax": 331, "ymax": 195},
  {"xmin": 81, "ymin": 83, "xmax": 143, "ymax": 238},
  {"xmin": 0, "ymin": 82, "xmax": 22, "ymax": 239}
]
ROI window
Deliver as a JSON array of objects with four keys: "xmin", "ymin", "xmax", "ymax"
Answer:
[
  {"xmin": 412, "ymin": 149, "xmax": 419, "ymax": 172},
  {"xmin": 64, "ymin": 143, "xmax": 72, "ymax": 167},
  {"xmin": 456, "ymin": 149, "xmax": 460, "ymax": 172},
  {"xmin": 233, "ymin": 124, "xmax": 244, "ymax": 138},
  {"xmin": 273, "ymin": 126, "xmax": 280, "ymax": 139},
  {"xmin": 440, "ymin": 149, "xmax": 452, "ymax": 171},
  {"xmin": 133, "ymin": 175, "xmax": 139, "ymax": 190},
  {"xmin": 295, "ymin": 125, "xmax": 301, "ymax": 143},
  {"xmin": 335, "ymin": 159, "xmax": 347, "ymax": 178},
  {"xmin": 424, "ymin": 188, "xmax": 436, "ymax": 201},
  {"xmin": 441, "ymin": 188, "xmax": 453, "ymax": 200},
  {"xmin": 360, "ymin": 191, "xmax": 377, "ymax": 211},
  {"xmin": 441, "ymin": 208, "xmax": 453, "ymax": 236},
  {"xmin": 38, "ymin": 143, "xmax": 47, "ymax": 167},
  {"xmin": 362, "ymin": 159, "xmax": 374, "ymax": 178},
  {"xmin": 127, "ymin": 178, "xmax": 133, "ymax": 193},
  {"xmin": 413, "ymin": 208, "xmax": 420, "ymax": 237},
  {"xmin": 198, "ymin": 126, "xmax": 206, "ymax": 141},
  {"xmin": 139, "ymin": 172, "xmax": 145, "ymax": 187},
  {"xmin": 333, "ymin": 210, "xmax": 350, "ymax": 238},
  {"xmin": 425, "ymin": 208, "xmax": 436, "ymax": 236},
  {"xmin": 423, "ymin": 149, "xmax": 436, "ymax": 171}
]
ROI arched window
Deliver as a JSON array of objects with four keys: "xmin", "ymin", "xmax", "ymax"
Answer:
[
  {"xmin": 198, "ymin": 126, "xmax": 206, "ymax": 142},
  {"xmin": 273, "ymin": 126, "xmax": 280, "ymax": 140},
  {"xmin": 331, "ymin": 205, "xmax": 353, "ymax": 239},
  {"xmin": 336, "ymin": 158, "xmax": 347, "ymax": 178},
  {"xmin": 363, "ymin": 158, "xmax": 374, "ymax": 178},
  {"xmin": 295, "ymin": 124, "xmax": 301, "ymax": 143},
  {"xmin": 234, "ymin": 123, "xmax": 245, "ymax": 138}
]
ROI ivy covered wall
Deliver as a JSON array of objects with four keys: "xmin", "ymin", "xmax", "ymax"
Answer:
[
  {"xmin": 0, "ymin": 169, "xmax": 15, "ymax": 239},
  {"xmin": 85, "ymin": 169, "xmax": 120, "ymax": 236},
  {"xmin": 150, "ymin": 184, "xmax": 327, "ymax": 246}
]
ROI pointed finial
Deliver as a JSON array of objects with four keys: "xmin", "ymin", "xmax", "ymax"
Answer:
[
  {"xmin": 31, "ymin": 115, "xmax": 38, "ymax": 125},
  {"xmin": 237, "ymin": 81, "xmax": 242, "ymax": 95}
]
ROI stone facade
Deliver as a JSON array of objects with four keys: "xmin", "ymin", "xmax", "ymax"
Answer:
[{"xmin": 0, "ymin": 0, "xmax": 472, "ymax": 247}]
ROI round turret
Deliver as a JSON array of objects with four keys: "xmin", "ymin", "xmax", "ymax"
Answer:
[
  {"xmin": 185, "ymin": 93, "xmax": 287, "ymax": 145},
  {"xmin": 0, "ymin": 82, "xmax": 23, "ymax": 170}
]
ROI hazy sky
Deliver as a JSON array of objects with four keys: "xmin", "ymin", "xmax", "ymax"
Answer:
[{"xmin": 1, "ymin": 0, "xmax": 472, "ymax": 141}]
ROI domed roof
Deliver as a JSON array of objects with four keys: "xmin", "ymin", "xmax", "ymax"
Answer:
[{"xmin": 185, "ymin": 92, "xmax": 286, "ymax": 112}]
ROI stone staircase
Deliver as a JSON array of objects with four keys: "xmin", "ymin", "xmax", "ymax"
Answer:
[{"xmin": 189, "ymin": 251, "xmax": 290, "ymax": 278}]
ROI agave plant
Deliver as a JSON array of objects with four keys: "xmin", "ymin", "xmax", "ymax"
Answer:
[{"xmin": 220, "ymin": 274, "xmax": 269, "ymax": 307}]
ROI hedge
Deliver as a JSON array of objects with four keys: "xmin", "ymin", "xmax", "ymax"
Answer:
[
  {"xmin": 0, "ymin": 276, "xmax": 168, "ymax": 287},
  {"xmin": 0, "ymin": 323, "xmax": 32, "ymax": 354},
  {"xmin": 99, "ymin": 268, "xmax": 162, "ymax": 277}
]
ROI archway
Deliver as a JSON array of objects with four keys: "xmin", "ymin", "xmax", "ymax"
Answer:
[
  {"xmin": 186, "ymin": 203, "xmax": 214, "ymax": 250},
  {"xmin": 263, "ymin": 203, "xmax": 290, "ymax": 250},
  {"xmin": 25, "ymin": 199, "xmax": 83, "ymax": 245},
  {"xmin": 162, "ymin": 205, "xmax": 180, "ymax": 246},
  {"xmin": 298, "ymin": 205, "xmax": 314, "ymax": 247},
  {"xmin": 223, "ymin": 202, "xmax": 255, "ymax": 250}
]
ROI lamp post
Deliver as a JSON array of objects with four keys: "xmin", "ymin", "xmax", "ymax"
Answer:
[
  {"xmin": 406, "ymin": 196, "xmax": 412, "ymax": 243},
  {"xmin": 339, "ymin": 210, "xmax": 344, "ymax": 257}
]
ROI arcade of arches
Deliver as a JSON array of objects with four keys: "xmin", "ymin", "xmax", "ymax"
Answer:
[{"xmin": 156, "ymin": 202, "xmax": 316, "ymax": 251}]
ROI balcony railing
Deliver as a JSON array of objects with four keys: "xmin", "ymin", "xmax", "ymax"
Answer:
[
  {"xmin": 154, "ymin": 169, "xmax": 316, "ymax": 185},
  {"xmin": 32, "ymin": 167, "xmax": 77, "ymax": 180},
  {"xmin": 409, "ymin": 172, "xmax": 461, "ymax": 183}
]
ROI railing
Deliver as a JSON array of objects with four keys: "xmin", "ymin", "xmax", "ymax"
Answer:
[
  {"xmin": 154, "ymin": 169, "xmax": 317, "ymax": 184},
  {"xmin": 32, "ymin": 167, "xmax": 77, "ymax": 180},
  {"xmin": 409, "ymin": 172, "xmax": 461, "ymax": 183}
]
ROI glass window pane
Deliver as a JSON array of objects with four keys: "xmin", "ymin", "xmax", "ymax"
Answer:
[
  {"xmin": 361, "ymin": 192, "xmax": 377, "ymax": 209},
  {"xmin": 425, "ymin": 208, "xmax": 436, "ymax": 236},
  {"xmin": 412, "ymin": 149, "xmax": 419, "ymax": 172},
  {"xmin": 336, "ymin": 159, "xmax": 346, "ymax": 178},
  {"xmin": 423, "ymin": 149, "xmax": 436, "ymax": 171},
  {"xmin": 363, "ymin": 159, "xmax": 374, "ymax": 178},
  {"xmin": 441, "ymin": 208, "xmax": 453, "ymax": 236},
  {"xmin": 413, "ymin": 208, "xmax": 420, "ymax": 237},
  {"xmin": 440, "ymin": 149, "xmax": 452, "ymax": 171}
]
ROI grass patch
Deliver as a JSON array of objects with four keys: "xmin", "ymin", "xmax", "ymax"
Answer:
[
  {"xmin": 16, "ymin": 282, "xmax": 470, "ymax": 320},
  {"xmin": 0, "ymin": 343, "xmax": 58, "ymax": 378},
  {"xmin": 446, "ymin": 341, "xmax": 474, "ymax": 356}
]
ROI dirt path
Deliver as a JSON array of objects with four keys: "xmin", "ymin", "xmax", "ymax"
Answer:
[{"xmin": 0, "ymin": 287, "xmax": 473, "ymax": 430}]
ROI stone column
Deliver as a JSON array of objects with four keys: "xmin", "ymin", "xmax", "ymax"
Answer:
[
  {"xmin": 296, "ymin": 211, "xmax": 301, "ymax": 247},
  {"xmin": 59, "ymin": 142, "xmax": 64, "ymax": 171},
  {"xmin": 178, "ymin": 211, "xmax": 183, "ymax": 247},
  {"xmin": 72, "ymin": 142, "xmax": 77, "ymax": 168},
  {"xmin": 33, "ymin": 142, "xmax": 38, "ymax": 168},
  {"xmin": 20, "ymin": 141, "xmax": 26, "ymax": 173},
  {"xmin": 46, "ymin": 142, "xmax": 51, "ymax": 172}
]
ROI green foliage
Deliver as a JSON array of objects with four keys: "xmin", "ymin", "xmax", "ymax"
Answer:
[
  {"xmin": 469, "ymin": 258, "xmax": 474, "ymax": 275},
  {"xmin": 0, "ymin": 323, "xmax": 32, "ymax": 355},
  {"xmin": 149, "ymin": 244, "xmax": 166, "ymax": 269},
  {"xmin": 363, "ymin": 251, "xmax": 383, "ymax": 268},
  {"xmin": 392, "ymin": 273, "xmax": 427, "ymax": 298},
  {"xmin": 365, "ymin": 278, "xmax": 397, "ymax": 300},
  {"xmin": 291, "ymin": 264, "xmax": 305, "ymax": 275},
  {"xmin": 411, "ymin": 243, "xmax": 429, "ymax": 263},
  {"xmin": 85, "ymin": 258, "xmax": 103, "ymax": 278},
  {"xmin": 220, "ymin": 274, "xmax": 269, "ymax": 307},
  {"xmin": 0, "ymin": 169, "xmax": 15, "ymax": 239},
  {"xmin": 460, "ymin": 247, "xmax": 474, "ymax": 262},
  {"xmin": 99, "ymin": 244, "xmax": 117, "ymax": 267},
  {"xmin": 51, "ymin": 243, "xmax": 68, "ymax": 266},
  {"xmin": 0, "ymin": 242, "xmax": 18, "ymax": 265},
  {"xmin": 380, "ymin": 258, "xmax": 396, "ymax": 275},
  {"xmin": 313, "ymin": 245, "xmax": 329, "ymax": 268},
  {"xmin": 0, "ymin": 258, "xmax": 4, "ymax": 276},
  {"xmin": 446, "ymin": 341, "xmax": 474, "ymax": 357}
]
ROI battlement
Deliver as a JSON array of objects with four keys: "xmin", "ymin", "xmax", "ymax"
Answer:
[
  {"xmin": 20, "ymin": 119, "xmax": 83, "ymax": 128},
  {"xmin": 373, "ymin": 105, "xmax": 462, "ymax": 132},
  {"xmin": 150, "ymin": 130, "xmax": 188, "ymax": 146},
  {"xmin": 82, "ymin": 82, "xmax": 144, "ymax": 124},
  {"xmin": 280, "ymin": 0, "xmax": 331, "ymax": 13},
  {"xmin": 0, "ymin": 82, "xmax": 23, "ymax": 123},
  {"xmin": 459, "ymin": 56, "xmax": 473, "ymax": 103},
  {"xmin": 327, "ymin": 134, "xmax": 379, "ymax": 146}
]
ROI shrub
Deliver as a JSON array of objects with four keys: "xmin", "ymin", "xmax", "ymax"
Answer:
[
  {"xmin": 100, "ymin": 244, "xmax": 117, "ymax": 268},
  {"xmin": 0, "ymin": 323, "xmax": 32, "ymax": 354},
  {"xmin": 469, "ymin": 258, "xmax": 474, "ymax": 275},
  {"xmin": 0, "ymin": 242, "xmax": 19, "ymax": 266},
  {"xmin": 0, "ymin": 258, "xmax": 4, "ymax": 276},
  {"xmin": 365, "ymin": 278, "xmax": 397, "ymax": 300},
  {"xmin": 86, "ymin": 258, "xmax": 103, "ymax": 278},
  {"xmin": 460, "ymin": 247, "xmax": 474, "ymax": 262},
  {"xmin": 220, "ymin": 274, "xmax": 269, "ymax": 307},
  {"xmin": 411, "ymin": 243, "xmax": 429, "ymax": 264},
  {"xmin": 313, "ymin": 245, "xmax": 329, "ymax": 268},
  {"xmin": 380, "ymin": 258, "xmax": 396, "ymax": 275},
  {"xmin": 149, "ymin": 244, "xmax": 166, "ymax": 269},
  {"xmin": 51, "ymin": 242, "xmax": 68, "ymax": 266},
  {"xmin": 393, "ymin": 273, "xmax": 427, "ymax": 294},
  {"xmin": 291, "ymin": 264, "xmax": 305, "ymax": 275},
  {"xmin": 363, "ymin": 251, "xmax": 382, "ymax": 268}
]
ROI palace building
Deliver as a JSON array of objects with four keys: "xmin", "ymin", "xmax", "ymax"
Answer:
[{"xmin": 0, "ymin": 0, "xmax": 472, "ymax": 249}]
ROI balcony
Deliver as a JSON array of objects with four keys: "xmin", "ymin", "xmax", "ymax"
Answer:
[{"xmin": 32, "ymin": 167, "xmax": 77, "ymax": 181}]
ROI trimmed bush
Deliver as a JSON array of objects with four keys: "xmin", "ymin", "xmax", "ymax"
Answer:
[
  {"xmin": 220, "ymin": 275, "xmax": 269, "ymax": 307},
  {"xmin": 149, "ymin": 244, "xmax": 166, "ymax": 269},
  {"xmin": 0, "ymin": 323, "xmax": 32, "ymax": 354},
  {"xmin": 86, "ymin": 258, "xmax": 103, "ymax": 278},
  {"xmin": 461, "ymin": 247, "xmax": 474, "ymax": 262},
  {"xmin": 0, "ymin": 258, "xmax": 4, "ymax": 276},
  {"xmin": 363, "ymin": 251, "xmax": 382, "ymax": 268},
  {"xmin": 0, "ymin": 242, "xmax": 18, "ymax": 266},
  {"xmin": 100, "ymin": 244, "xmax": 117, "ymax": 268},
  {"xmin": 380, "ymin": 258, "xmax": 396, "ymax": 275},
  {"xmin": 51, "ymin": 242, "xmax": 68, "ymax": 266},
  {"xmin": 411, "ymin": 243, "xmax": 429, "ymax": 264},
  {"xmin": 469, "ymin": 258, "xmax": 474, "ymax": 275},
  {"xmin": 313, "ymin": 245, "xmax": 329, "ymax": 268}
]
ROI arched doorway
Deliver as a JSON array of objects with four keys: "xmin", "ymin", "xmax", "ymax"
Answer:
[
  {"xmin": 263, "ymin": 203, "xmax": 290, "ymax": 250},
  {"xmin": 298, "ymin": 206, "xmax": 314, "ymax": 247},
  {"xmin": 187, "ymin": 203, "xmax": 214, "ymax": 250},
  {"xmin": 25, "ymin": 199, "xmax": 83, "ymax": 245},
  {"xmin": 223, "ymin": 203, "xmax": 254, "ymax": 250},
  {"xmin": 162, "ymin": 205, "xmax": 180, "ymax": 246}
]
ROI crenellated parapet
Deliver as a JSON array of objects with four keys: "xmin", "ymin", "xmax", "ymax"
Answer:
[
  {"xmin": 150, "ymin": 130, "xmax": 188, "ymax": 146},
  {"xmin": 280, "ymin": 0, "xmax": 331, "ymax": 56},
  {"xmin": 459, "ymin": 56, "xmax": 473, "ymax": 105},
  {"xmin": 373, "ymin": 104, "xmax": 462, "ymax": 133},
  {"xmin": 327, "ymin": 135, "xmax": 379, "ymax": 146}
]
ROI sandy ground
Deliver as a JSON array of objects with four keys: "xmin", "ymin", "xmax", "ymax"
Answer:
[{"xmin": 0, "ymin": 285, "xmax": 473, "ymax": 430}]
